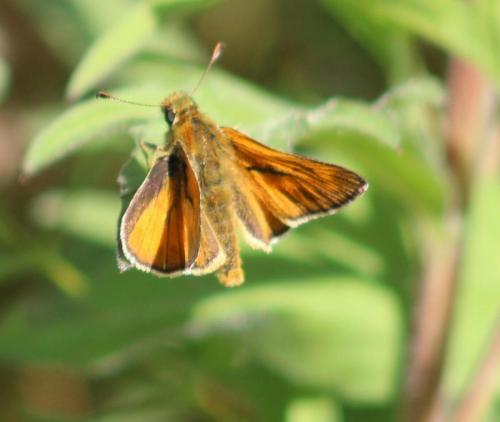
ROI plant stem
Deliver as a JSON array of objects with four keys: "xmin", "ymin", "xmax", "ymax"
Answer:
[
  {"xmin": 402, "ymin": 57, "xmax": 494, "ymax": 422},
  {"xmin": 454, "ymin": 319, "xmax": 500, "ymax": 422},
  {"xmin": 444, "ymin": 60, "xmax": 493, "ymax": 206},
  {"xmin": 403, "ymin": 221, "xmax": 461, "ymax": 422}
]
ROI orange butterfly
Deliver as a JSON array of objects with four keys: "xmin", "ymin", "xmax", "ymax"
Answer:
[{"xmin": 99, "ymin": 43, "xmax": 367, "ymax": 287}]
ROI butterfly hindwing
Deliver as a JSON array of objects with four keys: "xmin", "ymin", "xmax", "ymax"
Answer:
[
  {"xmin": 191, "ymin": 212, "xmax": 226, "ymax": 275},
  {"xmin": 231, "ymin": 173, "xmax": 290, "ymax": 251}
]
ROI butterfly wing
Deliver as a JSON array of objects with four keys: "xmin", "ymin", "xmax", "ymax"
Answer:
[
  {"xmin": 231, "ymin": 174, "xmax": 290, "ymax": 251},
  {"xmin": 223, "ymin": 127, "xmax": 367, "ymax": 247},
  {"xmin": 120, "ymin": 144, "xmax": 201, "ymax": 275},
  {"xmin": 191, "ymin": 212, "xmax": 226, "ymax": 275}
]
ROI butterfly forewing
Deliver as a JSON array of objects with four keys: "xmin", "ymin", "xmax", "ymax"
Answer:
[
  {"xmin": 120, "ymin": 145, "xmax": 201, "ymax": 275},
  {"xmin": 224, "ymin": 127, "xmax": 367, "ymax": 229}
]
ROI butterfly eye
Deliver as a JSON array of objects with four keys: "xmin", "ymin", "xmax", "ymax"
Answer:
[{"xmin": 163, "ymin": 107, "xmax": 176, "ymax": 125}]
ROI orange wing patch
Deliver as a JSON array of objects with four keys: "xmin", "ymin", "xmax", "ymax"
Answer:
[
  {"xmin": 223, "ymin": 127, "xmax": 367, "ymax": 229},
  {"xmin": 120, "ymin": 145, "xmax": 201, "ymax": 275},
  {"xmin": 231, "ymin": 174, "xmax": 289, "ymax": 251}
]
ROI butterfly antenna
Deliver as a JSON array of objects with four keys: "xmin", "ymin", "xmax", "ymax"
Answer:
[
  {"xmin": 96, "ymin": 91, "xmax": 158, "ymax": 108},
  {"xmin": 190, "ymin": 41, "xmax": 225, "ymax": 96}
]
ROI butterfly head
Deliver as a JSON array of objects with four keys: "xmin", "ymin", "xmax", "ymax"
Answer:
[
  {"xmin": 159, "ymin": 42, "xmax": 224, "ymax": 127},
  {"xmin": 161, "ymin": 92, "xmax": 197, "ymax": 127}
]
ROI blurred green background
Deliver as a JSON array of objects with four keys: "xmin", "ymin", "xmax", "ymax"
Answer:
[{"xmin": 0, "ymin": 0, "xmax": 499, "ymax": 421}]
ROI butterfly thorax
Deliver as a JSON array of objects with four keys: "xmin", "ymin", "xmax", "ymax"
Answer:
[
  {"xmin": 165, "ymin": 98, "xmax": 243, "ymax": 285},
  {"xmin": 173, "ymin": 109, "xmax": 234, "ymax": 213}
]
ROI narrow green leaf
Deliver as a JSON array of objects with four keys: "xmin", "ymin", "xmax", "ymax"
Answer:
[
  {"xmin": 30, "ymin": 189, "xmax": 120, "ymax": 246},
  {"xmin": 22, "ymin": 85, "xmax": 162, "ymax": 176},
  {"xmin": 92, "ymin": 408, "xmax": 177, "ymax": 422},
  {"xmin": 0, "ymin": 57, "xmax": 10, "ymax": 104},
  {"xmin": 307, "ymin": 99, "xmax": 400, "ymax": 148},
  {"xmin": 321, "ymin": 0, "xmax": 420, "ymax": 82},
  {"xmin": 66, "ymin": 2, "xmax": 157, "ymax": 99},
  {"xmin": 372, "ymin": 0, "xmax": 500, "ymax": 84},
  {"xmin": 445, "ymin": 178, "xmax": 500, "ymax": 396},
  {"xmin": 314, "ymin": 132, "xmax": 446, "ymax": 216},
  {"xmin": 40, "ymin": 253, "xmax": 89, "ymax": 298},
  {"xmin": 376, "ymin": 77, "xmax": 445, "ymax": 108},
  {"xmin": 325, "ymin": 0, "xmax": 500, "ymax": 85},
  {"xmin": 21, "ymin": 1, "xmax": 173, "ymax": 65},
  {"xmin": 286, "ymin": 397, "xmax": 341, "ymax": 422},
  {"xmin": 0, "ymin": 254, "xmax": 37, "ymax": 282},
  {"xmin": 66, "ymin": 0, "xmax": 217, "ymax": 99},
  {"xmin": 150, "ymin": 0, "xmax": 218, "ymax": 15}
]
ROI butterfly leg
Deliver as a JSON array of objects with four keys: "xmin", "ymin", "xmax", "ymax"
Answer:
[{"xmin": 138, "ymin": 140, "xmax": 158, "ymax": 167}]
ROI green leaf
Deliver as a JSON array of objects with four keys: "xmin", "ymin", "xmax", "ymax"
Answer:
[
  {"xmin": 325, "ymin": 0, "xmax": 500, "ymax": 85},
  {"xmin": 16, "ymin": 0, "xmax": 140, "ymax": 65},
  {"xmin": 445, "ymin": 178, "xmax": 500, "ymax": 397},
  {"xmin": 66, "ymin": 0, "xmax": 218, "ymax": 99},
  {"xmin": 321, "ymin": 0, "xmax": 420, "ymax": 82},
  {"xmin": 375, "ymin": 77, "xmax": 445, "ymax": 108},
  {"xmin": 91, "ymin": 408, "xmax": 178, "ymax": 422},
  {"xmin": 371, "ymin": 0, "xmax": 500, "ymax": 84},
  {"xmin": 126, "ymin": 59, "xmax": 400, "ymax": 148},
  {"xmin": 26, "ymin": 53, "xmax": 400, "ymax": 176},
  {"xmin": 22, "ymin": 85, "xmax": 162, "ymax": 176},
  {"xmin": 306, "ymin": 128, "xmax": 445, "ymax": 217},
  {"xmin": 189, "ymin": 277, "xmax": 402, "ymax": 402},
  {"xmin": 39, "ymin": 253, "xmax": 89, "ymax": 298},
  {"xmin": 286, "ymin": 397, "xmax": 341, "ymax": 422},
  {"xmin": 0, "ymin": 57, "xmax": 10, "ymax": 104},
  {"xmin": 0, "ymin": 254, "xmax": 37, "ymax": 282},
  {"xmin": 315, "ymin": 77, "xmax": 446, "ymax": 216},
  {"xmin": 0, "ymin": 255, "xmax": 227, "ymax": 366},
  {"xmin": 66, "ymin": 2, "xmax": 158, "ymax": 99},
  {"xmin": 69, "ymin": 0, "xmax": 137, "ymax": 38},
  {"xmin": 306, "ymin": 99, "xmax": 400, "ymax": 148},
  {"xmin": 150, "ymin": 0, "xmax": 218, "ymax": 15},
  {"xmin": 30, "ymin": 189, "xmax": 120, "ymax": 246}
]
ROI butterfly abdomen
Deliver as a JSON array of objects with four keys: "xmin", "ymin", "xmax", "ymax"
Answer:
[{"xmin": 194, "ymin": 128, "xmax": 243, "ymax": 286}]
